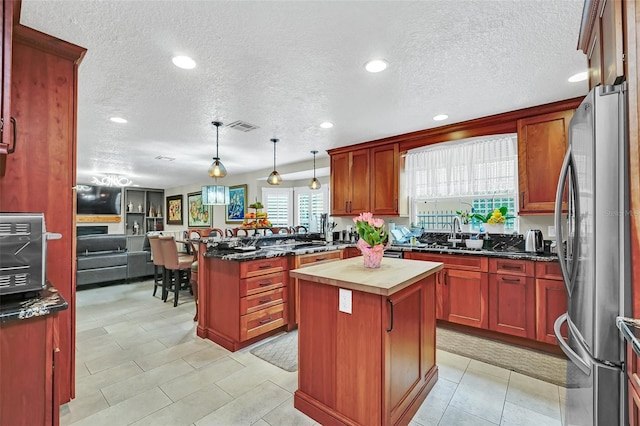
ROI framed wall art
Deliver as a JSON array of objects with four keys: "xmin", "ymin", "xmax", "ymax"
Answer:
[
  {"xmin": 166, "ymin": 194, "xmax": 183, "ymax": 225},
  {"xmin": 225, "ymin": 184, "xmax": 247, "ymax": 223},
  {"xmin": 187, "ymin": 191, "xmax": 212, "ymax": 227}
]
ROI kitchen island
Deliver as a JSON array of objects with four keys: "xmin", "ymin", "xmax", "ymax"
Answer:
[{"xmin": 289, "ymin": 256, "xmax": 443, "ymax": 426}]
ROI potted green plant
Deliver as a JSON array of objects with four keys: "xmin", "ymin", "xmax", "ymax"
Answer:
[{"xmin": 471, "ymin": 206, "xmax": 514, "ymax": 233}]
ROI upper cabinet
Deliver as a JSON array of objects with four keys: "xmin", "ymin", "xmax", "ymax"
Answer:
[
  {"xmin": 0, "ymin": 0, "xmax": 15, "ymax": 176},
  {"xmin": 330, "ymin": 143, "xmax": 399, "ymax": 217},
  {"xmin": 579, "ymin": 0, "xmax": 625, "ymax": 89},
  {"xmin": 517, "ymin": 109, "xmax": 573, "ymax": 214}
]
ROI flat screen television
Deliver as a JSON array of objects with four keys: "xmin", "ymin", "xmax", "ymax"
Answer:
[{"xmin": 76, "ymin": 185, "xmax": 122, "ymax": 215}]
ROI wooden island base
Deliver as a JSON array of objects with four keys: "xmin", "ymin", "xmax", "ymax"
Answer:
[{"xmin": 290, "ymin": 257, "xmax": 443, "ymax": 426}]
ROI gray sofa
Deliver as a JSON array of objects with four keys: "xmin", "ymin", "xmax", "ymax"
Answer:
[{"xmin": 76, "ymin": 234, "xmax": 154, "ymax": 286}]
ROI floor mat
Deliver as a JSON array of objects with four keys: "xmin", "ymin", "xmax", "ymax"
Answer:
[{"xmin": 250, "ymin": 331, "xmax": 298, "ymax": 372}]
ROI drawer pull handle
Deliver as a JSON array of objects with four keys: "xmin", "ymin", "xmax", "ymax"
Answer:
[
  {"xmin": 502, "ymin": 277, "xmax": 522, "ymax": 283},
  {"xmin": 258, "ymin": 297, "xmax": 272, "ymax": 304},
  {"xmin": 387, "ymin": 298, "xmax": 394, "ymax": 332},
  {"xmin": 259, "ymin": 316, "xmax": 274, "ymax": 324},
  {"xmin": 259, "ymin": 281, "xmax": 272, "ymax": 286},
  {"xmin": 315, "ymin": 257, "xmax": 327, "ymax": 262},
  {"xmin": 258, "ymin": 264, "xmax": 272, "ymax": 269},
  {"xmin": 502, "ymin": 265, "xmax": 521, "ymax": 270}
]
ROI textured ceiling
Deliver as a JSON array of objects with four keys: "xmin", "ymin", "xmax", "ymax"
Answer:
[{"xmin": 19, "ymin": 0, "xmax": 588, "ymax": 190}]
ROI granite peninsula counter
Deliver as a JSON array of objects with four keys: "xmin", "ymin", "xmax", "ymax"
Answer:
[{"xmin": 290, "ymin": 257, "xmax": 443, "ymax": 426}]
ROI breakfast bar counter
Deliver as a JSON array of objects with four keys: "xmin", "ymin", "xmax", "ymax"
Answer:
[{"xmin": 289, "ymin": 257, "xmax": 443, "ymax": 426}]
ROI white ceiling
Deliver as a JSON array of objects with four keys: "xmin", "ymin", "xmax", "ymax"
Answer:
[{"xmin": 20, "ymin": 0, "xmax": 588, "ymax": 190}]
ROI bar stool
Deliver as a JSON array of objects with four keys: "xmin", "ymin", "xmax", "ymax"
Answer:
[
  {"xmin": 158, "ymin": 236, "xmax": 195, "ymax": 307},
  {"xmin": 147, "ymin": 234, "xmax": 166, "ymax": 299}
]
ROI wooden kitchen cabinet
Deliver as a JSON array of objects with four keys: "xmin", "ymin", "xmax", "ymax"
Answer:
[
  {"xmin": 0, "ymin": 24, "xmax": 86, "ymax": 404},
  {"xmin": 534, "ymin": 262, "xmax": 567, "ymax": 344},
  {"xmin": 0, "ymin": 314, "xmax": 60, "ymax": 426},
  {"xmin": 370, "ymin": 143, "xmax": 399, "ymax": 215},
  {"xmin": 628, "ymin": 346, "xmax": 640, "ymax": 426},
  {"xmin": 489, "ymin": 259, "xmax": 535, "ymax": 339},
  {"xmin": 342, "ymin": 247, "xmax": 361, "ymax": 259},
  {"xmin": 406, "ymin": 252, "xmax": 488, "ymax": 329},
  {"xmin": 579, "ymin": 0, "xmax": 625, "ymax": 89},
  {"xmin": 330, "ymin": 149, "xmax": 370, "ymax": 215},
  {"xmin": 0, "ymin": 0, "xmax": 14, "ymax": 176},
  {"xmin": 197, "ymin": 256, "xmax": 289, "ymax": 351},
  {"xmin": 330, "ymin": 143, "xmax": 400, "ymax": 216},
  {"xmin": 517, "ymin": 109, "xmax": 573, "ymax": 214}
]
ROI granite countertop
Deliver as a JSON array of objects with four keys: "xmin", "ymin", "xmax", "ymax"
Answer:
[
  {"xmin": 203, "ymin": 241, "xmax": 354, "ymax": 261},
  {"xmin": 289, "ymin": 256, "xmax": 443, "ymax": 296},
  {"xmin": 616, "ymin": 316, "xmax": 640, "ymax": 357},
  {"xmin": 0, "ymin": 283, "xmax": 68, "ymax": 323},
  {"xmin": 387, "ymin": 244, "xmax": 559, "ymax": 262}
]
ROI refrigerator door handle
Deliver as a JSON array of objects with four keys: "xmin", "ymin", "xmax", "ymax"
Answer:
[
  {"xmin": 555, "ymin": 149, "xmax": 573, "ymax": 295},
  {"xmin": 554, "ymin": 313, "xmax": 623, "ymax": 374}
]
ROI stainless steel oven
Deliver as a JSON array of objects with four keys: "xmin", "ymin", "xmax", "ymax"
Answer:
[
  {"xmin": 383, "ymin": 250, "xmax": 404, "ymax": 259},
  {"xmin": 0, "ymin": 213, "xmax": 60, "ymax": 295}
]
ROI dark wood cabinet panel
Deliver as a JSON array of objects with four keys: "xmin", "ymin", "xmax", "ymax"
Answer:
[
  {"xmin": 587, "ymin": 23, "xmax": 603, "ymax": 90},
  {"xmin": 0, "ymin": 0, "xmax": 14, "ymax": 175},
  {"xmin": 535, "ymin": 278, "xmax": 567, "ymax": 344},
  {"xmin": 0, "ymin": 25, "xmax": 85, "ymax": 404},
  {"xmin": 517, "ymin": 109, "xmax": 573, "ymax": 214},
  {"xmin": 0, "ymin": 315, "xmax": 59, "ymax": 426},
  {"xmin": 443, "ymin": 268, "xmax": 489, "ymax": 329},
  {"xmin": 350, "ymin": 148, "xmax": 370, "ymax": 214},
  {"xmin": 330, "ymin": 152, "xmax": 350, "ymax": 215},
  {"xmin": 489, "ymin": 274, "xmax": 535, "ymax": 339},
  {"xmin": 370, "ymin": 143, "xmax": 399, "ymax": 215}
]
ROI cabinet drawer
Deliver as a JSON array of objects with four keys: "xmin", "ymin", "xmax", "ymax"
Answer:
[
  {"xmin": 240, "ymin": 287, "xmax": 287, "ymax": 315},
  {"xmin": 240, "ymin": 303, "xmax": 288, "ymax": 341},
  {"xmin": 407, "ymin": 252, "xmax": 487, "ymax": 272},
  {"xmin": 240, "ymin": 271, "xmax": 285, "ymax": 297},
  {"xmin": 297, "ymin": 250, "xmax": 342, "ymax": 267},
  {"xmin": 629, "ymin": 346, "xmax": 640, "ymax": 395},
  {"xmin": 240, "ymin": 257, "xmax": 287, "ymax": 278},
  {"xmin": 489, "ymin": 258, "xmax": 534, "ymax": 276},
  {"xmin": 535, "ymin": 262, "xmax": 562, "ymax": 280}
]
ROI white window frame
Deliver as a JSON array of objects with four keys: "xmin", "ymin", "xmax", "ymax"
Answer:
[
  {"xmin": 294, "ymin": 185, "xmax": 330, "ymax": 228},
  {"xmin": 261, "ymin": 187, "xmax": 293, "ymax": 227}
]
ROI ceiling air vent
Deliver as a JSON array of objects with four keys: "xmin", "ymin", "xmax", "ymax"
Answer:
[{"xmin": 226, "ymin": 120, "xmax": 260, "ymax": 132}]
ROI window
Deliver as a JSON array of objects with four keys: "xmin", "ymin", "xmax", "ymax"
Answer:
[
  {"xmin": 261, "ymin": 186, "xmax": 330, "ymax": 230},
  {"xmin": 295, "ymin": 186, "xmax": 329, "ymax": 229},
  {"xmin": 406, "ymin": 134, "xmax": 518, "ymax": 230},
  {"xmin": 261, "ymin": 187, "xmax": 293, "ymax": 227}
]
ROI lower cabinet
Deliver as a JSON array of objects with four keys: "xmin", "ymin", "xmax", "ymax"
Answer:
[
  {"xmin": 534, "ymin": 262, "xmax": 567, "ymax": 344},
  {"xmin": 0, "ymin": 314, "xmax": 60, "ymax": 426},
  {"xmin": 489, "ymin": 258, "xmax": 535, "ymax": 339},
  {"xmin": 197, "ymin": 256, "xmax": 289, "ymax": 351},
  {"xmin": 406, "ymin": 253, "xmax": 488, "ymax": 329}
]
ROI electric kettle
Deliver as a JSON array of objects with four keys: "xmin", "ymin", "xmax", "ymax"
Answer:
[{"xmin": 524, "ymin": 229, "xmax": 544, "ymax": 253}]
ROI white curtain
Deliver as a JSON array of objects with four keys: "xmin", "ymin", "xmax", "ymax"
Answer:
[{"xmin": 406, "ymin": 134, "xmax": 518, "ymax": 199}]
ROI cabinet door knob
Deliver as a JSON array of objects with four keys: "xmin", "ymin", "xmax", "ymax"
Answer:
[{"xmin": 386, "ymin": 298, "xmax": 394, "ymax": 332}]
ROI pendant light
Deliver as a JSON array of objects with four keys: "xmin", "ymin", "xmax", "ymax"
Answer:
[
  {"xmin": 308, "ymin": 150, "xmax": 321, "ymax": 190},
  {"xmin": 208, "ymin": 121, "xmax": 227, "ymax": 178},
  {"xmin": 202, "ymin": 180, "xmax": 230, "ymax": 205},
  {"xmin": 267, "ymin": 138, "xmax": 282, "ymax": 185}
]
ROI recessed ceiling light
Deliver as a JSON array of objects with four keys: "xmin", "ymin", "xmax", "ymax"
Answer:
[
  {"xmin": 172, "ymin": 55, "xmax": 196, "ymax": 70},
  {"xmin": 110, "ymin": 117, "xmax": 127, "ymax": 123},
  {"xmin": 568, "ymin": 71, "xmax": 588, "ymax": 82},
  {"xmin": 433, "ymin": 114, "xmax": 449, "ymax": 121},
  {"xmin": 365, "ymin": 59, "xmax": 388, "ymax": 73},
  {"xmin": 320, "ymin": 122, "xmax": 334, "ymax": 129}
]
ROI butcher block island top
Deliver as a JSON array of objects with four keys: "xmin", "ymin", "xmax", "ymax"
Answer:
[
  {"xmin": 289, "ymin": 256, "xmax": 443, "ymax": 296},
  {"xmin": 293, "ymin": 257, "xmax": 443, "ymax": 426}
]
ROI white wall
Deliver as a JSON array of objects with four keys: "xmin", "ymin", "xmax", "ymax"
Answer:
[{"xmin": 163, "ymin": 156, "xmax": 330, "ymax": 234}]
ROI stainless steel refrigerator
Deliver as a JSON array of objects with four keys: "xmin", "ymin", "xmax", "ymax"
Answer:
[{"xmin": 554, "ymin": 83, "xmax": 630, "ymax": 426}]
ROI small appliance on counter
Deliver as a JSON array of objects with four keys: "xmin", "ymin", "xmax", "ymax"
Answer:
[
  {"xmin": 0, "ymin": 213, "xmax": 61, "ymax": 296},
  {"xmin": 524, "ymin": 229, "xmax": 543, "ymax": 253}
]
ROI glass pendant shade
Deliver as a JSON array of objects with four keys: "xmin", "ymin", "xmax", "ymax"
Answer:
[
  {"xmin": 208, "ymin": 158, "xmax": 227, "ymax": 178},
  {"xmin": 308, "ymin": 177, "xmax": 321, "ymax": 190},
  {"xmin": 202, "ymin": 184, "xmax": 230, "ymax": 205},
  {"xmin": 267, "ymin": 170, "xmax": 282, "ymax": 185},
  {"xmin": 267, "ymin": 138, "xmax": 282, "ymax": 185},
  {"xmin": 308, "ymin": 150, "xmax": 321, "ymax": 189}
]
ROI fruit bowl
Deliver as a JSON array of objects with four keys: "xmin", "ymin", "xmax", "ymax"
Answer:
[{"xmin": 465, "ymin": 239, "xmax": 484, "ymax": 249}]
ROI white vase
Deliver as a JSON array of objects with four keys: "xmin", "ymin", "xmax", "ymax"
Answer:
[
  {"xmin": 460, "ymin": 224, "xmax": 471, "ymax": 233},
  {"xmin": 484, "ymin": 223, "xmax": 505, "ymax": 234}
]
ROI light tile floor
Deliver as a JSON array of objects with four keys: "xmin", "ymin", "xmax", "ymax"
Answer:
[{"xmin": 62, "ymin": 280, "xmax": 566, "ymax": 426}]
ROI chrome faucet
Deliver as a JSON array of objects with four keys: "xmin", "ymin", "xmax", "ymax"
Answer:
[{"xmin": 452, "ymin": 216, "xmax": 462, "ymax": 238}]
